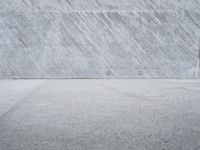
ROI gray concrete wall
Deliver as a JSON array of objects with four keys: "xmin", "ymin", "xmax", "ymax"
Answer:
[{"xmin": 0, "ymin": 0, "xmax": 200, "ymax": 79}]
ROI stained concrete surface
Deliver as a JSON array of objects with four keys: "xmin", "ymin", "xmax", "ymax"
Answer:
[{"xmin": 0, "ymin": 79, "xmax": 200, "ymax": 150}]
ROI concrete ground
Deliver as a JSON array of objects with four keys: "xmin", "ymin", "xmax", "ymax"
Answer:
[{"xmin": 0, "ymin": 79, "xmax": 200, "ymax": 150}]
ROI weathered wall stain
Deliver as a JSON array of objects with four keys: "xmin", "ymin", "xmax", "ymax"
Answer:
[{"xmin": 0, "ymin": 0, "xmax": 200, "ymax": 78}]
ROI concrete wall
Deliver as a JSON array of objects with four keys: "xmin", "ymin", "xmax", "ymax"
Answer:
[{"xmin": 0, "ymin": 0, "xmax": 200, "ymax": 79}]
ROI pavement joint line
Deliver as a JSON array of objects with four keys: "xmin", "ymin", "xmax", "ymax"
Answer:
[
  {"xmin": 96, "ymin": 82, "xmax": 151, "ymax": 101},
  {"xmin": 0, "ymin": 80, "xmax": 47, "ymax": 122}
]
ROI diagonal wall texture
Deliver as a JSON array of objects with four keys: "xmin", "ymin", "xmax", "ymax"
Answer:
[{"xmin": 0, "ymin": 0, "xmax": 200, "ymax": 79}]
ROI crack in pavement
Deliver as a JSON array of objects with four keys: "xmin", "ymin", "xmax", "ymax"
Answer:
[{"xmin": 96, "ymin": 82, "xmax": 152, "ymax": 101}]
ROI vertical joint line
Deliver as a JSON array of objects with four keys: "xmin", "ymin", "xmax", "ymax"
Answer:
[{"xmin": 195, "ymin": 44, "xmax": 200, "ymax": 78}]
